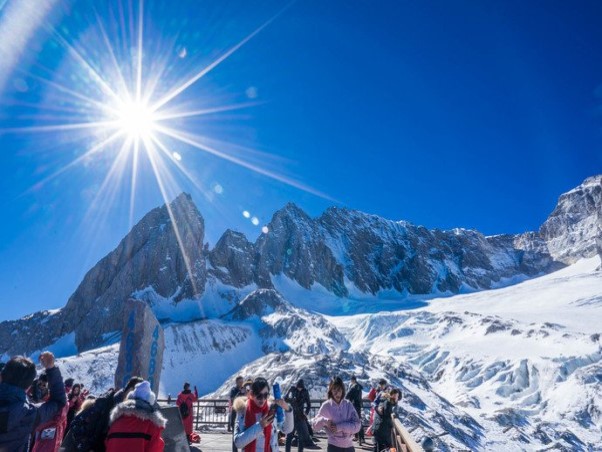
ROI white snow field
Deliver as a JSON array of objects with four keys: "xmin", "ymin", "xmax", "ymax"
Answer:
[
  {"xmin": 56, "ymin": 257, "xmax": 602, "ymax": 450},
  {"xmin": 328, "ymin": 256, "xmax": 602, "ymax": 449}
]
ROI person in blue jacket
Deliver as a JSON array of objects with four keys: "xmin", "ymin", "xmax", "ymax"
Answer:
[{"xmin": 0, "ymin": 351, "xmax": 66, "ymax": 452}]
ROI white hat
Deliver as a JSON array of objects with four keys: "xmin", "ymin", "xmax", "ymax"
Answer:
[{"xmin": 128, "ymin": 380, "xmax": 156, "ymax": 405}]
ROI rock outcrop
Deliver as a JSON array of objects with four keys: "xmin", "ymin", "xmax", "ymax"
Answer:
[
  {"xmin": 0, "ymin": 193, "xmax": 206, "ymax": 356},
  {"xmin": 540, "ymin": 175, "xmax": 602, "ymax": 263}
]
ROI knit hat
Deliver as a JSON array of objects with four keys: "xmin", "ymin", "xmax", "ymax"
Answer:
[
  {"xmin": 296, "ymin": 379, "xmax": 305, "ymax": 389},
  {"xmin": 128, "ymin": 380, "xmax": 156, "ymax": 405}
]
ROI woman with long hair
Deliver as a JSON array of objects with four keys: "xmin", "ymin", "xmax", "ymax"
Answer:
[
  {"xmin": 233, "ymin": 377, "xmax": 294, "ymax": 452},
  {"xmin": 66, "ymin": 383, "xmax": 83, "ymax": 431},
  {"xmin": 312, "ymin": 377, "xmax": 361, "ymax": 452}
]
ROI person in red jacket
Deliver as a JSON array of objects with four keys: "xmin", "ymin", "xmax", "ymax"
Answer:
[
  {"xmin": 105, "ymin": 380, "xmax": 166, "ymax": 452},
  {"xmin": 176, "ymin": 382, "xmax": 198, "ymax": 441}
]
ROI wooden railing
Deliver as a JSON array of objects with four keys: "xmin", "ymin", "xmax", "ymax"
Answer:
[{"xmin": 390, "ymin": 416, "xmax": 423, "ymax": 452}]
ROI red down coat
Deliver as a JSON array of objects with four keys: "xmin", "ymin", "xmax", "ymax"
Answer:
[
  {"xmin": 105, "ymin": 399, "xmax": 167, "ymax": 452},
  {"xmin": 176, "ymin": 388, "xmax": 198, "ymax": 436}
]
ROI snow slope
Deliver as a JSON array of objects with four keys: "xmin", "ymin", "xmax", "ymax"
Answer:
[{"xmin": 329, "ymin": 257, "xmax": 602, "ymax": 450}]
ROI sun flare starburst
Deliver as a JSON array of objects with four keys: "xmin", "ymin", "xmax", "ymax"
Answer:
[
  {"xmin": 113, "ymin": 100, "xmax": 157, "ymax": 141},
  {"xmin": 1, "ymin": 0, "xmax": 327, "ymax": 306}
]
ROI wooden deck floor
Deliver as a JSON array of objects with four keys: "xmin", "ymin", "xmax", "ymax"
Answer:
[{"xmin": 190, "ymin": 431, "xmax": 376, "ymax": 452}]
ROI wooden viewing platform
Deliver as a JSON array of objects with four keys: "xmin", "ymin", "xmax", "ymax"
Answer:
[
  {"xmin": 192, "ymin": 430, "xmax": 378, "ymax": 452},
  {"xmin": 190, "ymin": 429, "xmax": 422, "ymax": 452},
  {"xmin": 161, "ymin": 398, "xmax": 424, "ymax": 452}
]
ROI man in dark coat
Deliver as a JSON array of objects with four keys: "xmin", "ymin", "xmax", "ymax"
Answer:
[
  {"xmin": 346, "ymin": 375, "xmax": 365, "ymax": 445},
  {"xmin": 229, "ymin": 376, "xmax": 246, "ymax": 452},
  {"xmin": 372, "ymin": 388, "xmax": 400, "ymax": 452},
  {"xmin": 285, "ymin": 379, "xmax": 317, "ymax": 452},
  {"xmin": 228, "ymin": 376, "xmax": 245, "ymax": 433},
  {"xmin": 0, "ymin": 351, "xmax": 66, "ymax": 452}
]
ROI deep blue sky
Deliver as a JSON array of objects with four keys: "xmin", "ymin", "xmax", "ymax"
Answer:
[{"xmin": 0, "ymin": 0, "xmax": 600, "ymax": 321}]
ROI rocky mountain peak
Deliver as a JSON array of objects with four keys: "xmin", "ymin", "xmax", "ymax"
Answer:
[
  {"xmin": 208, "ymin": 229, "xmax": 256, "ymax": 288},
  {"xmin": 61, "ymin": 193, "xmax": 207, "ymax": 351},
  {"xmin": 266, "ymin": 202, "xmax": 313, "ymax": 233},
  {"xmin": 539, "ymin": 175, "xmax": 602, "ymax": 263}
]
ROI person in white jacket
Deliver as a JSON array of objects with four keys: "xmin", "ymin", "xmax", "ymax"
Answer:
[{"xmin": 233, "ymin": 377, "xmax": 294, "ymax": 452}]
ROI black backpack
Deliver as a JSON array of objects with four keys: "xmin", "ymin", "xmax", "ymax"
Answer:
[
  {"xmin": 179, "ymin": 402, "xmax": 190, "ymax": 419},
  {"xmin": 61, "ymin": 388, "xmax": 116, "ymax": 451}
]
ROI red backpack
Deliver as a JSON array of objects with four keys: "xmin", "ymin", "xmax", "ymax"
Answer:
[{"xmin": 32, "ymin": 404, "xmax": 68, "ymax": 452}]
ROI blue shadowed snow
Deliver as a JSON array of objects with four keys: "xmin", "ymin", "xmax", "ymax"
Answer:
[{"xmin": 30, "ymin": 332, "xmax": 78, "ymax": 360}]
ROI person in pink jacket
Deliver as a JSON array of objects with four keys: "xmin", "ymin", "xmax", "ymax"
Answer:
[{"xmin": 312, "ymin": 377, "xmax": 361, "ymax": 452}]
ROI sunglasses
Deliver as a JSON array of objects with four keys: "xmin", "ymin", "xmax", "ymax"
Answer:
[{"xmin": 254, "ymin": 390, "xmax": 269, "ymax": 401}]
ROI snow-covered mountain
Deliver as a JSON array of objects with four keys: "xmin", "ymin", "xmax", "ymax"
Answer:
[
  {"xmin": 540, "ymin": 175, "xmax": 602, "ymax": 263},
  {"xmin": 2, "ymin": 175, "xmax": 602, "ymax": 450},
  {"xmin": 332, "ymin": 256, "xmax": 602, "ymax": 450}
]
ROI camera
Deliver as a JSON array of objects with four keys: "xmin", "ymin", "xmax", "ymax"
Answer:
[{"xmin": 268, "ymin": 403, "xmax": 278, "ymax": 417}]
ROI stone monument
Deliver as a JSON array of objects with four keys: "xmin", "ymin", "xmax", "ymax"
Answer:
[{"xmin": 115, "ymin": 298, "xmax": 165, "ymax": 395}]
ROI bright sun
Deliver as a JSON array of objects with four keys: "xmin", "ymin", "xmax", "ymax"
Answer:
[{"xmin": 115, "ymin": 100, "xmax": 157, "ymax": 141}]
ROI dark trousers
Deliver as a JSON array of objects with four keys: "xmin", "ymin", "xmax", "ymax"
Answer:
[
  {"xmin": 229, "ymin": 410, "xmax": 236, "ymax": 431},
  {"xmin": 373, "ymin": 431, "xmax": 392, "ymax": 452},
  {"xmin": 286, "ymin": 431, "xmax": 303, "ymax": 452},
  {"xmin": 358, "ymin": 425, "xmax": 365, "ymax": 441},
  {"xmin": 286, "ymin": 416, "xmax": 311, "ymax": 452},
  {"xmin": 354, "ymin": 407, "xmax": 365, "ymax": 441},
  {"xmin": 230, "ymin": 411, "xmax": 237, "ymax": 452},
  {"xmin": 327, "ymin": 445, "xmax": 355, "ymax": 452}
]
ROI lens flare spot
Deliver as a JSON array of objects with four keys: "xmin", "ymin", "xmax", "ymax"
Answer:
[
  {"xmin": 251, "ymin": 216, "xmax": 259, "ymax": 226},
  {"xmin": 245, "ymin": 86, "xmax": 258, "ymax": 99},
  {"xmin": 261, "ymin": 226, "xmax": 269, "ymax": 234},
  {"xmin": 13, "ymin": 78, "xmax": 29, "ymax": 93},
  {"xmin": 242, "ymin": 210, "xmax": 251, "ymax": 218},
  {"xmin": 172, "ymin": 152, "xmax": 182, "ymax": 161},
  {"xmin": 213, "ymin": 183, "xmax": 223, "ymax": 194}
]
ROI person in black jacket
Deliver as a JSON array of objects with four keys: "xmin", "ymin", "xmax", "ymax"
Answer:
[
  {"xmin": 229, "ymin": 376, "xmax": 246, "ymax": 452},
  {"xmin": 285, "ymin": 379, "xmax": 317, "ymax": 452},
  {"xmin": 346, "ymin": 375, "xmax": 365, "ymax": 445},
  {"xmin": 372, "ymin": 388, "xmax": 400, "ymax": 452},
  {"xmin": 229, "ymin": 376, "xmax": 245, "ymax": 433},
  {"xmin": 0, "ymin": 351, "xmax": 66, "ymax": 452}
]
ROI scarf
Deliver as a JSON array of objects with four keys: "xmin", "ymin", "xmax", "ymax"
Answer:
[{"xmin": 244, "ymin": 398, "xmax": 272, "ymax": 452}]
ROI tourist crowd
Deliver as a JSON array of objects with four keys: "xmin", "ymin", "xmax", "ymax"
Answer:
[{"xmin": 0, "ymin": 352, "xmax": 402, "ymax": 452}]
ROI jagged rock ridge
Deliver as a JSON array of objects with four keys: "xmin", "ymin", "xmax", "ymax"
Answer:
[{"xmin": 1, "ymin": 175, "xmax": 601, "ymax": 357}]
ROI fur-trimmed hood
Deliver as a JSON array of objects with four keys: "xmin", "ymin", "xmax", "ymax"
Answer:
[
  {"xmin": 233, "ymin": 396, "xmax": 275, "ymax": 413},
  {"xmin": 109, "ymin": 399, "xmax": 167, "ymax": 428},
  {"xmin": 233, "ymin": 396, "xmax": 248, "ymax": 413}
]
